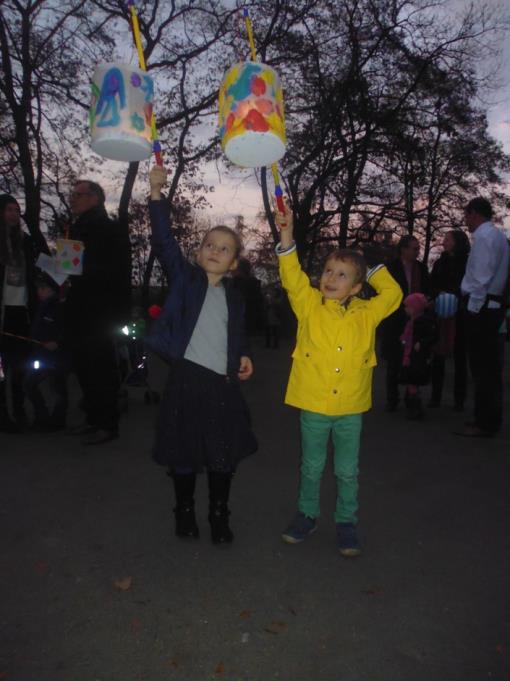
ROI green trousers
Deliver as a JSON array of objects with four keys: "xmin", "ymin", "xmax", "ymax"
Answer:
[{"xmin": 298, "ymin": 410, "xmax": 362, "ymax": 524}]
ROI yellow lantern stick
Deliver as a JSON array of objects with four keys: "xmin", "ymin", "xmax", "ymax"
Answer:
[
  {"xmin": 242, "ymin": 8, "xmax": 285, "ymax": 214},
  {"xmin": 127, "ymin": 1, "xmax": 163, "ymax": 165},
  {"xmin": 243, "ymin": 10, "xmax": 258, "ymax": 62}
]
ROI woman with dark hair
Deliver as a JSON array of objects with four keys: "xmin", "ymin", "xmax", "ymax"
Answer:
[
  {"xmin": 0, "ymin": 195, "xmax": 39, "ymax": 432},
  {"xmin": 428, "ymin": 229, "xmax": 471, "ymax": 410},
  {"xmin": 381, "ymin": 234, "xmax": 430, "ymax": 411}
]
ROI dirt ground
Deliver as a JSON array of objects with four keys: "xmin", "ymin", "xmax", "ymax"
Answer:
[{"xmin": 1, "ymin": 337, "xmax": 510, "ymax": 681}]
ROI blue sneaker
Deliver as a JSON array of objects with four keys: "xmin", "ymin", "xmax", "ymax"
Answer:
[
  {"xmin": 281, "ymin": 512, "xmax": 317, "ymax": 544},
  {"xmin": 336, "ymin": 522, "xmax": 361, "ymax": 557}
]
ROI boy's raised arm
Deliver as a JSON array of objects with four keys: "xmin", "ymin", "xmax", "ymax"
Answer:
[
  {"xmin": 275, "ymin": 204, "xmax": 318, "ymax": 318},
  {"xmin": 365, "ymin": 264, "xmax": 403, "ymax": 324}
]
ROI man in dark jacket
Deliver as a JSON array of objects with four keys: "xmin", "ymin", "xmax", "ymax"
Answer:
[{"xmin": 64, "ymin": 181, "xmax": 131, "ymax": 445}]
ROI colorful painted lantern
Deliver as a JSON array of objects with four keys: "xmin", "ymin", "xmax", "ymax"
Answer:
[
  {"xmin": 218, "ymin": 61, "xmax": 286, "ymax": 168},
  {"xmin": 56, "ymin": 239, "xmax": 84, "ymax": 276},
  {"xmin": 90, "ymin": 63, "xmax": 154, "ymax": 162},
  {"xmin": 435, "ymin": 292, "xmax": 458, "ymax": 319}
]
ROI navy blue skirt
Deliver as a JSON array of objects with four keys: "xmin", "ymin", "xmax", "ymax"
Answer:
[{"xmin": 152, "ymin": 359, "xmax": 257, "ymax": 473}]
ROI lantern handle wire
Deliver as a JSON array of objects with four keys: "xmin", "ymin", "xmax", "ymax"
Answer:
[
  {"xmin": 127, "ymin": 0, "xmax": 163, "ymax": 166},
  {"xmin": 242, "ymin": 7, "xmax": 286, "ymax": 214}
]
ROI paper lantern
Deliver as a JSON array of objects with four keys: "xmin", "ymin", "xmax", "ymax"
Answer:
[
  {"xmin": 435, "ymin": 292, "xmax": 458, "ymax": 319},
  {"xmin": 218, "ymin": 61, "xmax": 286, "ymax": 168},
  {"xmin": 56, "ymin": 239, "xmax": 84, "ymax": 276},
  {"xmin": 90, "ymin": 63, "xmax": 154, "ymax": 162}
]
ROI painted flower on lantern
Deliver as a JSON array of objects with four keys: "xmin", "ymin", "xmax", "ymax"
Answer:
[
  {"xmin": 131, "ymin": 112, "xmax": 145, "ymax": 131},
  {"xmin": 131, "ymin": 73, "xmax": 142, "ymax": 87},
  {"xmin": 251, "ymin": 76, "xmax": 266, "ymax": 96},
  {"xmin": 141, "ymin": 75, "xmax": 154, "ymax": 103},
  {"xmin": 96, "ymin": 67, "xmax": 126, "ymax": 127},
  {"xmin": 243, "ymin": 108, "xmax": 269, "ymax": 132},
  {"xmin": 227, "ymin": 62, "xmax": 261, "ymax": 100},
  {"xmin": 254, "ymin": 99, "xmax": 274, "ymax": 115},
  {"xmin": 235, "ymin": 100, "xmax": 252, "ymax": 119}
]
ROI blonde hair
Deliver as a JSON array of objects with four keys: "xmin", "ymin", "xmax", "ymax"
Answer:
[{"xmin": 325, "ymin": 249, "xmax": 367, "ymax": 284}]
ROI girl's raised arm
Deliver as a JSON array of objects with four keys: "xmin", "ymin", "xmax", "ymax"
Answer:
[{"xmin": 148, "ymin": 165, "xmax": 186, "ymax": 281}]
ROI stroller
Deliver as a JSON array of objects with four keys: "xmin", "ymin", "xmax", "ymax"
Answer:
[{"xmin": 117, "ymin": 315, "xmax": 160, "ymax": 409}]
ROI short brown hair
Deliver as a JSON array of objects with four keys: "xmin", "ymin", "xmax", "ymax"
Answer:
[
  {"xmin": 203, "ymin": 225, "xmax": 243, "ymax": 257},
  {"xmin": 465, "ymin": 197, "xmax": 493, "ymax": 220},
  {"xmin": 75, "ymin": 179, "xmax": 106, "ymax": 205},
  {"xmin": 325, "ymin": 249, "xmax": 367, "ymax": 284}
]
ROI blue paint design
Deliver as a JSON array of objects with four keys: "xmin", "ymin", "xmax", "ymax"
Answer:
[
  {"xmin": 96, "ymin": 67, "xmax": 126, "ymax": 128},
  {"xmin": 141, "ymin": 75, "xmax": 154, "ymax": 103},
  {"xmin": 131, "ymin": 113, "xmax": 145, "ymax": 131},
  {"xmin": 226, "ymin": 63, "xmax": 261, "ymax": 101},
  {"xmin": 131, "ymin": 73, "xmax": 142, "ymax": 87}
]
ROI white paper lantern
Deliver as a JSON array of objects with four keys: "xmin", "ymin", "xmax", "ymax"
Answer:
[
  {"xmin": 218, "ymin": 61, "xmax": 286, "ymax": 168},
  {"xmin": 90, "ymin": 63, "xmax": 154, "ymax": 162}
]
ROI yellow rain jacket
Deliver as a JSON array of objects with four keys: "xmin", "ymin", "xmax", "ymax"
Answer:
[{"xmin": 279, "ymin": 250, "xmax": 402, "ymax": 416}]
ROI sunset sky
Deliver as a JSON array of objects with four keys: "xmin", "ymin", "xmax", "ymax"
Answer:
[{"xmin": 202, "ymin": 5, "xmax": 510, "ymax": 227}]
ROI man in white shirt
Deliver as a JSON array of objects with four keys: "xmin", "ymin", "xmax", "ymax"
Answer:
[{"xmin": 457, "ymin": 197, "xmax": 509, "ymax": 437}]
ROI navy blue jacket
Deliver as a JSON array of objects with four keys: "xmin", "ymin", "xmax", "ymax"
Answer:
[{"xmin": 145, "ymin": 200, "xmax": 250, "ymax": 378}]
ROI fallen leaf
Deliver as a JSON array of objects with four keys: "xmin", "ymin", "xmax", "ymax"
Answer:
[
  {"xmin": 0, "ymin": 672, "xmax": 8, "ymax": 680},
  {"xmin": 264, "ymin": 621, "xmax": 288, "ymax": 634},
  {"xmin": 131, "ymin": 617, "xmax": 141, "ymax": 631},
  {"xmin": 167, "ymin": 658, "xmax": 181, "ymax": 669},
  {"xmin": 288, "ymin": 606, "xmax": 297, "ymax": 616},
  {"xmin": 239, "ymin": 610, "xmax": 252, "ymax": 620},
  {"xmin": 495, "ymin": 644, "xmax": 505, "ymax": 654},
  {"xmin": 114, "ymin": 576, "xmax": 132, "ymax": 591},
  {"xmin": 215, "ymin": 661, "xmax": 225, "ymax": 674}
]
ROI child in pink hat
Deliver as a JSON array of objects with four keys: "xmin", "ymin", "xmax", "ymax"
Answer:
[{"xmin": 399, "ymin": 293, "xmax": 437, "ymax": 419}]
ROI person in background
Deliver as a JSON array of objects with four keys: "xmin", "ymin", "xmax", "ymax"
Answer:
[
  {"xmin": 0, "ymin": 194, "xmax": 40, "ymax": 433},
  {"xmin": 457, "ymin": 198, "xmax": 509, "ymax": 438},
  {"xmin": 25, "ymin": 272, "xmax": 69, "ymax": 430},
  {"xmin": 264, "ymin": 286, "xmax": 283, "ymax": 349},
  {"xmin": 428, "ymin": 230, "xmax": 470, "ymax": 410},
  {"xmin": 64, "ymin": 180, "xmax": 131, "ymax": 445},
  {"xmin": 233, "ymin": 258, "xmax": 265, "ymax": 337},
  {"xmin": 381, "ymin": 235, "xmax": 430, "ymax": 412},
  {"xmin": 398, "ymin": 293, "xmax": 437, "ymax": 420}
]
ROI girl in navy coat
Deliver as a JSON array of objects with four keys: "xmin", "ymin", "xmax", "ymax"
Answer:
[{"xmin": 146, "ymin": 166, "xmax": 257, "ymax": 545}]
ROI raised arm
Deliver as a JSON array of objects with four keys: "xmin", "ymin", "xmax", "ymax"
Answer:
[
  {"xmin": 274, "ymin": 204, "xmax": 319, "ymax": 319},
  {"xmin": 365, "ymin": 264, "xmax": 403, "ymax": 325},
  {"xmin": 148, "ymin": 166, "xmax": 187, "ymax": 282}
]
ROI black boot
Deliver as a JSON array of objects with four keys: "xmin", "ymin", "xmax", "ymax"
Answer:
[
  {"xmin": 172, "ymin": 472, "xmax": 199, "ymax": 538},
  {"xmin": 208, "ymin": 471, "xmax": 233, "ymax": 545}
]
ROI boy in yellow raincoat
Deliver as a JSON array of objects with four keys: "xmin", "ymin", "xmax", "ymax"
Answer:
[{"xmin": 275, "ymin": 207, "xmax": 402, "ymax": 556}]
